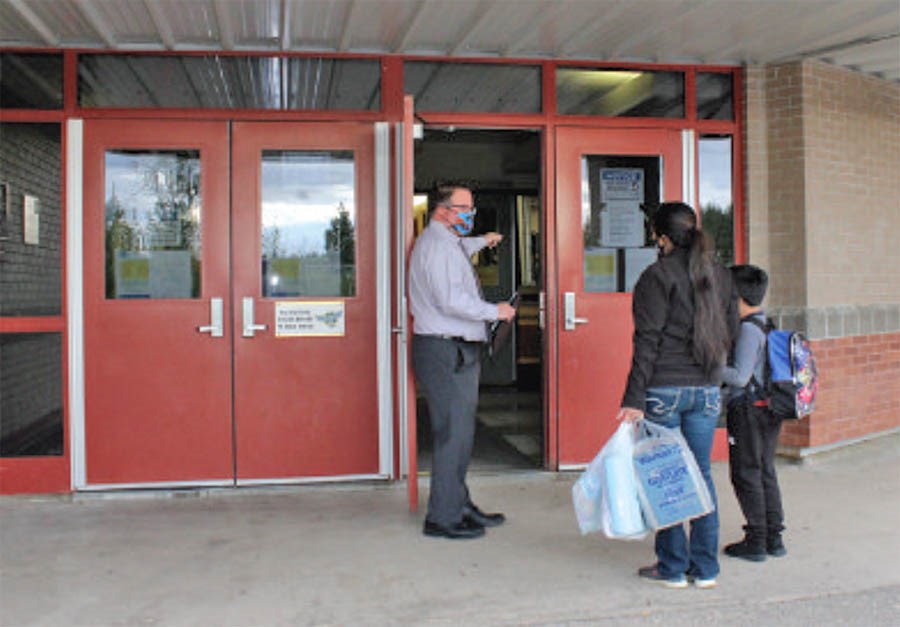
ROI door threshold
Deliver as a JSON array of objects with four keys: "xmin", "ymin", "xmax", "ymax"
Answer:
[
  {"xmin": 236, "ymin": 473, "xmax": 389, "ymax": 487},
  {"xmin": 75, "ymin": 479, "xmax": 235, "ymax": 497},
  {"xmin": 75, "ymin": 474, "xmax": 391, "ymax": 495}
]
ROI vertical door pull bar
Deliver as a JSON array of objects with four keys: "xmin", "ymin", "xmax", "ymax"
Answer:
[
  {"xmin": 197, "ymin": 297, "xmax": 224, "ymax": 337},
  {"xmin": 539, "ymin": 290, "xmax": 546, "ymax": 330},
  {"xmin": 242, "ymin": 297, "xmax": 268, "ymax": 338}
]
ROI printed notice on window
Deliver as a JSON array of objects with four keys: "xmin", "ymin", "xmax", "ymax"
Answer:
[
  {"xmin": 600, "ymin": 168, "xmax": 644, "ymax": 248},
  {"xmin": 276, "ymin": 301, "xmax": 345, "ymax": 337}
]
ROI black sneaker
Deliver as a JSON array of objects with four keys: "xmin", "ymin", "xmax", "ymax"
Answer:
[
  {"xmin": 767, "ymin": 536, "xmax": 787, "ymax": 557},
  {"xmin": 724, "ymin": 538, "xmax": 767, "ymax": 562},
  {"xmin": 637, "ymin": 564, "xmax": 688, "ymax": 588}
]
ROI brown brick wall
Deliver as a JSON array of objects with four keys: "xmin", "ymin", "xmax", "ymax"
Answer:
[
  {"xmin": 744, "ymin": 60, "xmax": 900, "ymax": 453},
  {"xmin": 802, "ymin": 62, "xmax": 900, "ymax": 307},
  {"xmin": 745, "ymin": 60, "xmax": 900, "ymax": 309},
  {"xmin": 763, "ymin": 63, "xmax": 807, "ymax": 308},
  {"xmin": 743, "ymin": 66, "xmax": 770, "ymax": 269}
]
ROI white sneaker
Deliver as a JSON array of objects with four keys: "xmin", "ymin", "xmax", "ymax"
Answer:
[
  {"xmin": 638, "ymin": 565, "xmax": 688, "ymax": 589},
  {"xmin": 693, "ymin": 577, "xmax": 717, "ymax": 589}
]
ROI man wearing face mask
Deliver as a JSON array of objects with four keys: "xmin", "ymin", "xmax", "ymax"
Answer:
[{"xmin": 409, "ymin": 182, "xmax": 517, "ymax": 539}]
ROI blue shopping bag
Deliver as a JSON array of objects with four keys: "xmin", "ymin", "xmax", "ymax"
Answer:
[{"xmin": 632, "ymin": 421, "xmax": 714, "ymax": 530}]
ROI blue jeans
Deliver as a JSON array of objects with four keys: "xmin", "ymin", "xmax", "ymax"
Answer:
[{"xmin": 644, "ymin": 385, "xmax": 720, "ymax": 580}]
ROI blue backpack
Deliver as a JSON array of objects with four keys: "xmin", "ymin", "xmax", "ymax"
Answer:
[{"xmin": 746, "ymin": 317, "xmax": 819, "ymax": 420}]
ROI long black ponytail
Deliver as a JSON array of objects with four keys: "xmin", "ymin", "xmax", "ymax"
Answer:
[{"xmin": 653, "ymin": 202, "xmax": 731, "ymax": 377}]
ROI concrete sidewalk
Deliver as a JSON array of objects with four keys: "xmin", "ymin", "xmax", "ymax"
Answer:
[{"xmin": 2, "ymin": 433, "xmax": 899, "ymax": 627}]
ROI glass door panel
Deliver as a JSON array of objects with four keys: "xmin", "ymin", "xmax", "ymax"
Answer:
[
  {"xmin": 104, "ymin": 150, "xmax": 202, "ymax": 299},
  {"xmin": 581, "ymin": 155, "xmax": 661, "ymax": 294},
  {"xmin": 260, "ymin": 150, "xmax": 357, "ymax": 298}
]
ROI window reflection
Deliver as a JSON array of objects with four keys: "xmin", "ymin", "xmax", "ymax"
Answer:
[
  {"xmin": 696, "ymin": 72, "xmax": 734, "ymax": 120},
  {"xmin": 405, "ymin": 61, "xmax": 541, "ymax": 113},
  {"xmin": 261, "ymin": 151, "xmax": 356, "ymax": 298},
  {"xmin": 558, "ymin": 68, "xmax": 684, "ymax": 118},
  {"xmin": 0, "ymin": 333, "xmax": 63, "ymax": 457},
  {"xmin": 582, "ymin": 155, "xmax": 661, "ymax": 292},
  {"xmin": 104, "ymin": 150, "xmax": 202, "ymax": 299},
  {"xmin": 698, "ymin": 136, "xmax": 734, "ymax": 265},
  {"xmin": 0, "ymin": 53, "xmax": 63, "ymax": 109},
  {"xmin": 79, "ymin": 56, "xmax": 380, "ymax": 110}
]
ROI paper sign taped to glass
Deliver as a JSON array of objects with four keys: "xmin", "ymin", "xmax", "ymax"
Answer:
[{"xmin": 632, "ymin": 421, "xmax": 715, "ymax": 530}]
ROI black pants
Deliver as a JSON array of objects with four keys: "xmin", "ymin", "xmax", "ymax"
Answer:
[
  {"xmin": 726, "ymin": 399, "xmax": 785, "ymax": 544},
  {"xmin": 412, "ymin": 335, "xmax": 482, "ymax": 527}
]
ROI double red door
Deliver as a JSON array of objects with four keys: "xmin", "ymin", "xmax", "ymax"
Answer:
[{"xmin": 82, "ymin": 120, "xmax": 379, "ymax": 486}]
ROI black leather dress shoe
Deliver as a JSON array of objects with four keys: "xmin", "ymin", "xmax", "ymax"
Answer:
[
  {"xmin": 423, "ymin": 518, "xmax": 485, "ymax": 539},
  {"xmin": 464, "ymin": 503, "xmax": 506, "ymax": 527}
]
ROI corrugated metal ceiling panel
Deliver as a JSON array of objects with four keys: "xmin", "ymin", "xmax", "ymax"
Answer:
[{"xmin": 0, "ymin": 0, "xmax": 896, "ymax": 81}]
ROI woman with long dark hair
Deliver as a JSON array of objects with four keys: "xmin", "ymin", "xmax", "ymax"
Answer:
[{"xmin": 616, "ymin": 202, "xmax": 737, "ymax": 589}]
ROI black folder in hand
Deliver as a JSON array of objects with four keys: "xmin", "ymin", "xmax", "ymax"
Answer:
[{"xmin": 487, "ymin": 292, "xmax": 520, "ymax": 359}]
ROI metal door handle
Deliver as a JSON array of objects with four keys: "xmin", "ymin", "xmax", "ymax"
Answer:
[
  {"xmin": 564, "ymin": 292, "xmax": 589, "ymax": 331},
  {"xmin": 242, "ymin": 297, "xmax": 268, "ymax": 338},
  {"xmin": 198, "ymin": 297, "xmax": 223, "ymax": 337},
  {"xmin": 539, "ymin": 291, "xmax": 545, "ymax": 330}
]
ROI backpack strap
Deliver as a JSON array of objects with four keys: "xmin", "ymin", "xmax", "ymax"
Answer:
[
  {"xmin": 740, "ymin": 314, "xmax": 772, "ymax": 400},
  {"xmin": 742, "ymin": 314, "xmax": 770, "ymax": 333}
]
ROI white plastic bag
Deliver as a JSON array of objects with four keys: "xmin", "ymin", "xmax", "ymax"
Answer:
[
  {"xmin": 632, "ymin": 420, "xmax": 715, "ymax": 530},
  {"xmin": 572, "ymin": 422, "xmax": 648, "ymax": 539}
]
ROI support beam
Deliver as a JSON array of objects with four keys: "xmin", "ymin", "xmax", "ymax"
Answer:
[
  {"xmin": 280, "ymin": 0, "xmax": 292, "ymax": 51},
  {"xmin": 449, "ymin": 1, "xmax": 501, "ymax": 56},
  {"xmin": 501, "ymin": 2, "xmax": 561, "ymax": 57},
  {"xmin": 556, "ymin": 1, "xmax": 630, "ymax": 58},
  {"xmin": 609, "ymin": 1, "xmax": 709, "ymax": 59},
  {"xmin": 143, "ymin": 0, "xmax": 176, "ymax": 49},
  {"xmin": 73, "ymin": 0, "xmax": 118, "ymax": 49},
  {"xmin": 338, "ymin": 0, "xmax": 360, "ymax": 51},
  {"xmin": 213, "ymin": 0, "xmax": 236, "ymax": 50},
  {"xmin": 393, "ymin": 0, "xmax": 431, "ymax": 53},
  {"xmin": 7, "ymin": 0, "xmax": 60, "ymax": 46}
]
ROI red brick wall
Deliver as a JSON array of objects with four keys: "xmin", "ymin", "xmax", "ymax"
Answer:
[{"xmin": 781, "ymin": 333, "xmax": 900, "ymax": 450}]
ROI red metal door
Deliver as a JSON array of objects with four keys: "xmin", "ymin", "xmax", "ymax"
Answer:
[
  {"xmin": 231, "ymin": 122, "xmax": 379, "ymax": 480},
  {"xmin": 83, "ymin": 120, "xmax": 233, "ymax": 485},
  {"xmin": 556, "ymin": 127, "xmax": 683, "ymax": 465}
]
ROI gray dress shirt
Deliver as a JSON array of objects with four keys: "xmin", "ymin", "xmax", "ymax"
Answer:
[{"xmin": 408, "ymin": 219, "xmax": 499, "ymax": 342}]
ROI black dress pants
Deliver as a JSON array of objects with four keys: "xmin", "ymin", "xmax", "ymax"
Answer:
[
  {"xmin": 726, "ymin": 399, "xmax": 785, "ymax": 544},
  {"xmin": 412, "ymin": 335, "xmax": 481, "ymax": 527}
]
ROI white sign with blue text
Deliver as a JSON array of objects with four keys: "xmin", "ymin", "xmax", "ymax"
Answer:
[
  {"xmin": 600, "ymin": 168, "xmax": 644, "ymax": 248},
  {"xmin": 275, "ymin": 301, "xmax": 345, "ymax": 337}
]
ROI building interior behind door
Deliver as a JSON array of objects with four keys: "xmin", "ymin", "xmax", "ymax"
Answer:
[{"xmin": 414, "ymin": 128, "xmax": 543, "ymax": 472}]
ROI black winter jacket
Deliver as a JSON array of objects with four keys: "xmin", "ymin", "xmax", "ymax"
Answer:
[{"xmin": 621, "ymin": 248, "xmax": 737, "ymax": 410}]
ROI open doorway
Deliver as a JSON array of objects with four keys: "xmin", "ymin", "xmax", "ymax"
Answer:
[{"xmin": 413, "ymin": 128, "xmax": 543, "ymax": 472}]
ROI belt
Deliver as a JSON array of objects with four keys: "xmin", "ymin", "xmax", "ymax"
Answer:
[{"xmin": 417, "ymin": 334, "xmax": 483, "ymax": 344}]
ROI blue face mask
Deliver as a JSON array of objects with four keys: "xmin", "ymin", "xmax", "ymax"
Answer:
[{"xmin": 451, "ymin": 210, "xmax": 475, "ymax": 236}]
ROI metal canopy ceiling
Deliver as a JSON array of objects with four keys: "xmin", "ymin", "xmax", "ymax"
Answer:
[{"xmin": 1, "ymin": 0, "xmax": 898, "ymax": 83}]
